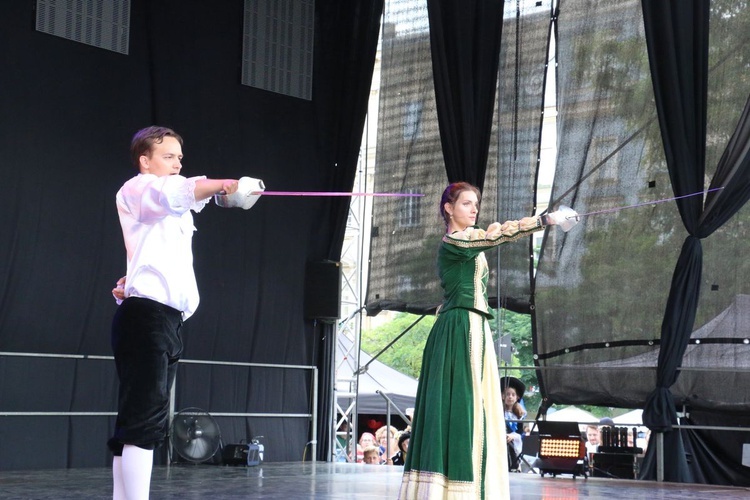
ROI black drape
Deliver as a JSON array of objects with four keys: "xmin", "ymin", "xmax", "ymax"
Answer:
[
  {"xmin": 641, "ymin": 0, "xmax": 750, "ymax": 483},
  {"xmin": 427, "ymin": 0, "xmax": 504, "ymax": 189},
  {"xmin": 311, "ymin": 1, "xmax": 384, "ymax": 261},
  {"xmin": 309, "ymin": 0, "xmax": 384, "ymax": 461},
  {"xmin": 0, "ymin": 0, "xmax": 382, "ymax": 469}
]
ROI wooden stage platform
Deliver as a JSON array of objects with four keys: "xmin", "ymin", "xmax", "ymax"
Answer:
[{"xmin": 0, "ymin": 462, "xmax": 748, "ymax": 499}]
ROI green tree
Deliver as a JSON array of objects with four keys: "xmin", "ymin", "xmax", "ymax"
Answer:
[
  {"xmin": 362, "ymin": 309, "xmax": 547, "ymax": 415},
  {"xmin": 361, "ymin": 313, "xmax": 435, "ymax": 379},
  {"xmin": 494, "ymin": 309, "xmax": 541, "ymax": 416}
]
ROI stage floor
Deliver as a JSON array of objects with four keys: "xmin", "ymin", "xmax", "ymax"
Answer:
[{"xmin": 0, "ymin": 462, "xmax": 748, "ymax": 499}]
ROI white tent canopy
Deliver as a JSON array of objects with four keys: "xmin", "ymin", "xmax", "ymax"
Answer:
[
  {"xmin": 546, "ymin": 406, "xmax": 598, "ymax": 424},
  {"xmin": 612, "ymin": 409, "xmax": 643, "ymax": 426},
  {"xmin": 599, "ymin": 295, "xmax": 750, "ymax": 370}
]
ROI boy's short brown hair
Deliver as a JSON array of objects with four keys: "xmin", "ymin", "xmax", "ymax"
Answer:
[
  {"xmin": 362, "ymin": 445, "xmax": 380, "ymax": 457},
  {"xmin": 130, "ymin": 126, "xmax": 183, "ymax": 170}
]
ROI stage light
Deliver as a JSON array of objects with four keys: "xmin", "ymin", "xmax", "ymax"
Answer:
[
  {"xmin": 535, "ymin": 421, "xmax": 587, "ymax": 478},
  {"xmin": 540, "ymin": 437, "xmax": 583, "ymax": 458}
]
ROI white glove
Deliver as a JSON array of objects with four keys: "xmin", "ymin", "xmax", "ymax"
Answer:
[
  {"xmin": 547, "ymin": 205, "xmax": 579, "ymax": 232},
  {"xmin": 214, "ymin": 176, "xmax": 265, "ymax": 210}
]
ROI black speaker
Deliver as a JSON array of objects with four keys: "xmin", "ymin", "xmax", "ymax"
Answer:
[
  {"xmin": 304, "ymin": 261, "xmax": 341, "ymax": 322},
  {"xmin": 591, "ymin": 452, "xmax": 637, "ymax": 479},
  {"xmin": 222, "ymin": 444, "xmax": 250, "ymax": 466}
]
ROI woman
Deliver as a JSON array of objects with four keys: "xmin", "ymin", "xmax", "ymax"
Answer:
[
  {"xmin": 391, "ymin": 431, "xmax": 411, "ymax": 466},
  {"xmin": 399, "ymin": 182, "xmax": 556, "ymax": 499},
  {"xmin": 356, "ymin": 432, "xmax": 376, "ymax": 463},
  {"xmin": 501, "ymin": 376, "xmax": 527, "ymax": 470},
  {"xmin": 375, "ymin": 425, "xmax": 398, "ymax": 464}
]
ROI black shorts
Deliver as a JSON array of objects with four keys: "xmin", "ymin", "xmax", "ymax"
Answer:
[{"xmin": 107, "ymin": 297, "xmax": 183, "ymax": 455}]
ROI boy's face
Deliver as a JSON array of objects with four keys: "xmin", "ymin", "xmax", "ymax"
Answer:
[
  {"xmin": 140, "ymin": 136, "xmax": 183, "ymax": 177},
  {"xmin": 363, "ymin": 452, "xmax": 379, "ymax": 465}
]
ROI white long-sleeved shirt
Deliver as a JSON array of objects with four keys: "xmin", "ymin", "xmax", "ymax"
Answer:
[{"xmin": 116, "ymin": 173, "xmax": 209, "ymax": 319}]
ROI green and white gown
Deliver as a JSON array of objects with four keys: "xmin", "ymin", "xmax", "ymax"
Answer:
[{"xmin": 399, "ymin": 225, "xmax": 540, "ymax": 499}]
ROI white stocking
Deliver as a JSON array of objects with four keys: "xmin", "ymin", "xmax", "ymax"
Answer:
[
  {"xmin": 120, "ymin": 444, "xmax": 153, "ymax": 500},
  {"xmin": 112, "ymin": 455, "xmax": 125, "ymax": 500}
]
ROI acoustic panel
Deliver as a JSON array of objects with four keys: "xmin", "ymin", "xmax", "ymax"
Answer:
[
  {"xmin": 242, "ymin": 0, "xmax": 314, "ymax": 100},
  {"xmin": 36, "ymin": 0, "xmax": 130, "ymax": 55}
]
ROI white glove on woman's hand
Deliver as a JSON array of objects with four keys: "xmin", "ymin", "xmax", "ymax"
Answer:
[
  {"xmin": 547, "ymin": 205, "xmax": 579, "ymax": 232},
  {"xmin": 215, "ymin": 176, "xmax": 265, "ymax": 210}
]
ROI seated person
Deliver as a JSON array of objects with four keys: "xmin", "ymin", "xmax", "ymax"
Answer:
[
  {"xmin": 354, "ymin": 432, "xmax": 376, "ymax": 463},
  {"xmin": 391, "ymin": 431, "xmax": 410, "ymax": 466},
  {"xmin": 362, "ymin": 445, "xmax": 381, "ymax": 465},
  {"xmin": 501, "ymin": 376, "xmax": 526, "ymax": 470},
  {"xmin": 585, "ymin": 424, "xmax": 600, "ymax": 455},
  {"xmin": 375, "ymin": 425, "xmax": 398, "ymax": 464}
]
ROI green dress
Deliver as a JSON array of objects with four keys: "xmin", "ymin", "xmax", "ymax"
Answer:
[{"xmin": 399, "ymin": 225, "xmax": 539, "ymax": 499}]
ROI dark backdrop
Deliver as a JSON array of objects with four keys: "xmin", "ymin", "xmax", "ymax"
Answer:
[{"xmin": 0, "ymin": 0, "xmax": 381, "ymax": 469}]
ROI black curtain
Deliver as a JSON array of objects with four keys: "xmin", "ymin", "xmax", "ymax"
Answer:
[
  {"xmin": 308, "ymin": 0, "xmax": 384, "ymax": 461},
  {"xmin": 311, "ymin": 1, "xmax": 384, "ymax": 261},
  {"xmin": 366, "ymin": 2, "xmax": 550, "ymax": 315},
  {"xmin": 641, "ymin": 0, "xmax": 750, "ymax": 483},
  {"xmin": 0, "ymin": 0, "xmax": 381, "ymax": 469},
  {"xmin": 427, "ymin": 0, "xmax": 504, "ymax": 189},
  {"xmin": 640, "ymin": 412, "xmax": 750, "ymax": 486}
]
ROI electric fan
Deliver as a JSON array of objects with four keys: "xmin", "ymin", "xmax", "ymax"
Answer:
[{"xmin": 170, "ymin": 407, "xmax": 222, "ymax": 463}]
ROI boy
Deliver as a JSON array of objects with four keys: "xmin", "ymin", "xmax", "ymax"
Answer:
[
  {"xmin": 362, "ymin": 445, "xmax": 382, "ymax": 465},
  {"xmin": 108, "ymin": 126, "xmax": 240, "ymax": 499}
]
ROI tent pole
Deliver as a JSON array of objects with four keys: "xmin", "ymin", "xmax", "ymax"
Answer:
[
  {"xmin": 656, "ymin": 432, "xmax": 664, "ymax": 481},
  {"xmin": 312, "ymin": 366, "xmax": 318, "ymax": 462}
]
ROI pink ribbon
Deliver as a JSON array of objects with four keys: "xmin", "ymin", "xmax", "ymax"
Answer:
[{"xmin": 251, "ymin": 191, "xmax": 423, "ymax": 197}]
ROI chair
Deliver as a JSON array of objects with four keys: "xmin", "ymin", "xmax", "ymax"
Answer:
[
  {"xmin": 520, "ymin": 433, "xmax": 540, "ymax": 473},
  {"xmin": 507, "ymin": 431, "xmax": 540, "ymax": 473}
]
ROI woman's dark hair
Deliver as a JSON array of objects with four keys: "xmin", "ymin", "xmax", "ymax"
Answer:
[
  {"xmin": 439, "ymin": 182, "xmax": 481, "ymax": 227},
  {"xmin": 510, "ymin": 402, "xmax": 525, "ymax": 419},
  {"xmin": 130, "ymin": 126, "xmax": 183, "ymax": 170},
  {"xmin": 397, "ymin": 430, "xmax": 411, "ymax": 452}
]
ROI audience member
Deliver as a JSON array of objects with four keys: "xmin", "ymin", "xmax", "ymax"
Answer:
[
  {"xmin": 585, "ymin": 424, "xmax": 600, "ymax": 455},
  {"xmin": 500, "ymin": 376, "xmax": 526, "ymax": 471},
  {"xmin": 356, "ymin": 432, "xmax": 376, "ymax": 463},
  {"xmin": 362, "ymin": 445, "xmax": 381, "ymax": 465},
  {"xmin": 375, "ymin": 425, "xmax": 398, "ymax": 464},
  {"xmin": 391, "ymin": 431, "xmax": 411, "ymax": 466}
]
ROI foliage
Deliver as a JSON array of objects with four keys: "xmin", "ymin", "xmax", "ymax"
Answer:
[
  {"xmin": 361, "ymin": 309, "xmax": 547, "ymax": 414},
  {"xmin": 361, "ymin": 312, "xmax": 435, "ymax": 379},
  {"xmin": 494, "ymin": 309, "xmax": 540, "ymax": 416}
]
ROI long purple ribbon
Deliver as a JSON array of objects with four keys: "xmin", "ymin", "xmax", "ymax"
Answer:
[{"xmin": 251, "ymin": 191, "xmax": 423, "ymax": 197}]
